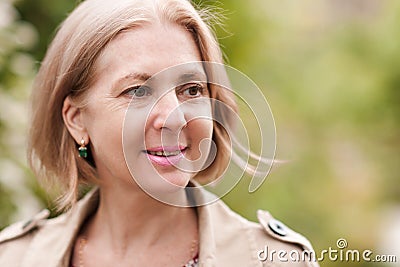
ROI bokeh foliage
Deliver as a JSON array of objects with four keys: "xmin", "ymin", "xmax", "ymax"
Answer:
[{"xmin": 0, "ymin": 0, "xmax": 399, "ymax": 266}]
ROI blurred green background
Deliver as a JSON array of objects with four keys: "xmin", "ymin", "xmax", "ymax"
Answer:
[{"xmin": 0, "ymin": 0, "xmax": 399, "ymax": 266}]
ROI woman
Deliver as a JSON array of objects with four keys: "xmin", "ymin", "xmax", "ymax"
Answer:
[{"xmin": 0, "ymin": 0, "xmax": 318, "ymax": 266}]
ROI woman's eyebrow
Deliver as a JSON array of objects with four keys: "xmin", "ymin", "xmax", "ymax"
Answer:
[
  {"xmin": 177, "ymin": 72, "xmax": 207, "ymax": 83},
  {"xmin": 112, "ymin": 72, "xmax": 152, "ymax": 91}
]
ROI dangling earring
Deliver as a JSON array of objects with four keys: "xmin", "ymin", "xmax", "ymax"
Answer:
[{"xmin": 78, "ymin": 138, "xmax": 88, "ymax": 158}]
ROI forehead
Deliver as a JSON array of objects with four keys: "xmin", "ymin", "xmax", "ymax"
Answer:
[{"xmin": 94, "ymin": 22, "xmax": 203, "ymax": 81}]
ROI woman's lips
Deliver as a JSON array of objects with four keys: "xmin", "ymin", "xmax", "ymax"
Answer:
[{"xmin": 145, "ymin": 146, "xmax": 186, "ymax": 167}]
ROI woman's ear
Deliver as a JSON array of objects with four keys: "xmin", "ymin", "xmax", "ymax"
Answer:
[{"xmin": 62, "ymin": 96, "xmax": 88, "ymax": 144}]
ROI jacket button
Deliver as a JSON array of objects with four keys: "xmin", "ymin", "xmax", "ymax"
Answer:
[{"xmin": 268, "ymin": 218, "xmax": 287, "ymax": 237}]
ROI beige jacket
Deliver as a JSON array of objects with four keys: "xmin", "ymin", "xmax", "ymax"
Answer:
[{"xmin": 0, "ymin": 189, "xmax": 319, "ymax": 266}]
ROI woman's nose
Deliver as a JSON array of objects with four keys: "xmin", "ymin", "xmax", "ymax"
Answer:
[{"xmin": 151, "ymin": 90, "xmax": 187, "ymax": 132}]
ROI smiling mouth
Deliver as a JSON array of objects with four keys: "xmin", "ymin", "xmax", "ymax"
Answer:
[
  {"xmin": 145, "ymin": 145, "xmax": 187, "ymax": 156},
  {"xmin": 145, "ymin": 146, "xmax": 187, "ymax": 167},
  {"xmin": 147, "ymin": 150, "xmax": 183, "ymax": 157}
]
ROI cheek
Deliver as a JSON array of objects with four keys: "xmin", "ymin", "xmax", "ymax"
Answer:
[
  {"xmin": 184, "ymin": 99, "xmax": 213, "ymax": 139},
  {"xmin": 123, "ymin": 111, "xmax": 147, "ymax": 154},
  {"xmin": 83, "ymin": 96, "xmax": 131, "ymax": 142},
  {"xmin": 191, "ymin": 119, "xmax": 213, "ymax": 139},
  {"xmin": 82, "ymin": 104, "xmax": 127, "ymax": 168},
  {"xmin": 92, "ymin": 120, "xmax": 124, "ymax": 164},
  {"xmin": 187, "ymin": 118, "xmax": 213, "ymax": 156}
]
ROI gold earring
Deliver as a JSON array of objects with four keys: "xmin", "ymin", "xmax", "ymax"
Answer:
[{"xmin": 78, "ymin": 138, "xmax": 88, "ymax": 158}]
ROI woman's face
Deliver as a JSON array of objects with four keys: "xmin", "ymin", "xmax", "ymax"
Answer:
[{"xmin": 80, "ymin": 22, "xmax": 213, "ymax": 193}]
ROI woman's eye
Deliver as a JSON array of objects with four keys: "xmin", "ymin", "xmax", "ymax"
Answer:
[
  {"xmin": 125, "ymin": 86, "xmax": 151, "ymax": 98},
  {"xmin": 181, "ymin": 84, "xmax": 205, "ymax": 97}
]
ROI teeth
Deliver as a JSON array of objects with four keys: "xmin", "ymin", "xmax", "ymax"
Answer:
[{"xmin": 148, "ymin": 150, "xmax": 181, "ymax": 157}]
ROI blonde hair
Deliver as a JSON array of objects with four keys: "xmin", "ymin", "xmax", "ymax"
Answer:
[{"xmin": 28, "ymin": 0, "xmax": 236, "ymax": 210}]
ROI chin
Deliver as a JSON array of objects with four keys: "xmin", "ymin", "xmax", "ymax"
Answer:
[
  {"xmin": 134, "ymin": 173, "xmax": 192, "ymax": 206},
  {"xmin": 161, "ymin": 173, "xmax": 191, "ymax": 189},
  {"xmin": 131, "ymin": 170, "xmax": 190, "ymax": 195}
]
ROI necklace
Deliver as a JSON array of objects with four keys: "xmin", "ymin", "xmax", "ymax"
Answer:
[
  {"xmin": 186, "ymin": 238, "xmax": 199, "ymax": 267},
  {"xmin": 75, "ymin": 236, "xmax": 198, "ymax": 267},
  {"xmin": 77, "ymin": 237, "xmax": 87, "ymax": 267}
]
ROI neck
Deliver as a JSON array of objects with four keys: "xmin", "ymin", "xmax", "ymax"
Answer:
[{"xmin": 82, "ymin": 180, "xmax": 198, "ymax": 255}]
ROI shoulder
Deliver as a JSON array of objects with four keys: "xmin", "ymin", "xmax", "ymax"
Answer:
[
  {"xmin": 0, "ymin": 189, "xmax": 99, "ymax": 266},
  {"xmin": 0, "ymin": 209, "xmax": 50, "ymax": 244},
  {"xmin": 0, "ymin": 209, "xmax": 50, "ymax": 264},
  {"xmin": 205, "ymin": 200, "xmax": 319, "ymax": 266},
  {"xmin": 254, "ymin": 209, "xmax": 318, "ymax": 266}
]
